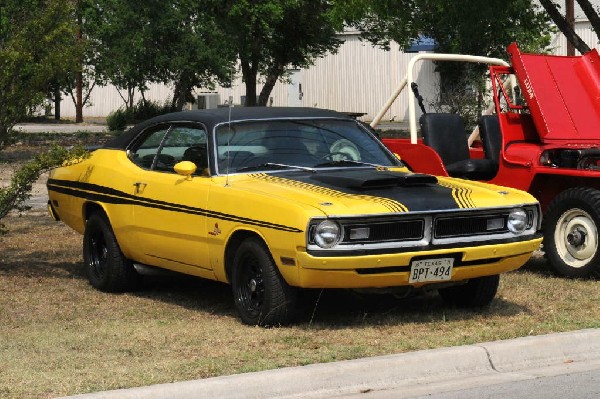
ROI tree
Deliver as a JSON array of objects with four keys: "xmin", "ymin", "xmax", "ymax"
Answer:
[
  {"xmin": 0, "ymin": 145, "xmax": 88, "ymax": 234},
  {"xmin": 84, "ymin": 0, "xmax": 234, "ymax": 111},
  {"xmin": 351, "ymin": 0, "xmax": 552, "ymax": 128},
  {"xmin": 83, "ymin": 0, "xmax": 162, "ymax": 110},
  {"xmin": 0, "ymin": 0, "xmax": 80, "ymax": 149},
  {"xmin": 152, "ymin": 0, "xmax": 236, "ymax": 111},
  {"xmin": 218, "ymin": 0, "xmax": 346, "ymax": 106}
]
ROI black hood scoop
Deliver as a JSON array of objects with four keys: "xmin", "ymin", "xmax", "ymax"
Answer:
[{"xmin": 310, "ymin": 170, "xmax": 437, "ymax": 190}]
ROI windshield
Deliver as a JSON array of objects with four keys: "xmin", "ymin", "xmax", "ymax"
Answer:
[{"xmin": 215, "ymin": 119, "xmax": 399, "ymax": 174}]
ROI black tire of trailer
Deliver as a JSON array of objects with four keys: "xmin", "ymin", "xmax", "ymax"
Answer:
[
  {"xmin": 83, "ymin": 212, "xmax": 141, "ymax": 292},
  {"xmin": 543, "ymin": 187, "xmax": 600, "ymax": 278}
]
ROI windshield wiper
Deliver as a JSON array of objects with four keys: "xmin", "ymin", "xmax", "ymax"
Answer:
[
  {"xmin": 314, "ymin": 159, "xmax": 386, "ymax": 168},
  {"xmin": 235, "ymin": 162, "xmax": 315, "ymax": 172}
]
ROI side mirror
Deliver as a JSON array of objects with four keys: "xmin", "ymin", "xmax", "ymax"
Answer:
[{"xmin": 174, "ymin": 161, "xmax": 197, "ymax": 180}]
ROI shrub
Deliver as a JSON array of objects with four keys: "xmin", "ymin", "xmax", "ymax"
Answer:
[
  {"xmin": 106, "ymin": 108, "xmax": 129, "ymax": 132},
  {"xmin": 106, "ymin": 100, "xmax": 174, "ymax": 132},
  {"xmin": 0, "ymin": 145, "xmax": 88, "ymax": 234}
]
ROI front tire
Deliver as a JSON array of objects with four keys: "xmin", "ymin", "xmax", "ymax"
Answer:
[
  {"xmin": 231, "ymin": 238, "xmax": 297, "ymax": 326},
  {"xmin": 438, "ymin": 275, "xmax": 500, "ymax": 308},
  {"xmin": 83, "ymin": 213, "xmax": 141, "ymax": 292},
  {"xmin": 543, "ymin": 187, "xmax": 600, "ymax": 278}
]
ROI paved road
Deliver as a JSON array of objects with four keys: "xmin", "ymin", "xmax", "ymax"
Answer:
[
  {"xmin": 343, "ymin": 359, "xmax": 600, "ymax": 398},
  {"xmin": 60, "ymin": 329, "xmax": 600, "ymax": 399},
  {"xmin": 14, "ymin": 122, "xmax": 108, "ymax": 133}
]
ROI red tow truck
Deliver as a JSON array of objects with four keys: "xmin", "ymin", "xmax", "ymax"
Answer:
[{"xmin": 378, "ymin": 43, "xmax": 600, "ymax": 278}]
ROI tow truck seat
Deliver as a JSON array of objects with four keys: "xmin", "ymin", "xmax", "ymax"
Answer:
[{"xmin": 420, "ymin": 113, "xmax": 496, "ymax": 180}]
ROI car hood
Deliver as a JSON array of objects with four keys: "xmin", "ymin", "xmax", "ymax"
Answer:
[{"xmin": 223, "ymin": 168, "xmax": 536, "ymax": 216}]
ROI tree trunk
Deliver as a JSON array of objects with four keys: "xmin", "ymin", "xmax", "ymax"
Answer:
[
  {"xmin": 54, "ymin": 86, "xmax": 61, "ymax": 121},
  {"xmin": 75, "ymin": 71, "xmax": 83, "ymax": 122},
  {"xmin": 258, "ymin": 65, "xmax": 284, "ymax": 106},
  {"xmin": 576, "ymin": 0, "xmax": 600, "ymax": 41},
  {"xmin": 241, "ymin": 59, "xmax": 258, "ymax": 106},
  {"xmin": 172, "ymin": 71, "xmax": 193, "ymax": 111},
  {"xmin": 539, "ymin": 0, "xmax": 591, "ymax": 54},
  {"xmin": 75, "ymin": 11, "xmax": 83, "ymax": 123},
  {"xmin": 175, "ymin": 80, "xmax": 188, "ymax": 111}
]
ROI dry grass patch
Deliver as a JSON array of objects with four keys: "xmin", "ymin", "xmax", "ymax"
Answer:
[
  {"xmin": 1, "ymin": 212, "xmax": 600, "ymax": 398},
  {"xmin": 1, "ymin": 135, "xmax": 599, "ymax": 398}
]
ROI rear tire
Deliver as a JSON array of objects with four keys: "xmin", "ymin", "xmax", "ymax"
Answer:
[
  {"xmin": 438, "ymin": 275, "xmax": 499, "ymax": 308},
  {"xmin": 543, "ymin": 187, "xmax": 600, "ymax": 278},
  {"xmin": 83, "ymin": 213, "xmax": 141, "ymax": 292},
  {"xmin": 231, "ymin": 238, "xmax": 297, "ymax": 326}
]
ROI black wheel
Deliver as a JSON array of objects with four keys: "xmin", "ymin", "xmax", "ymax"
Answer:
[
  {"xmin": 543, "ymin": 187, "xmax": 600, "ymax": 278},
  {"xmin": 438, "ymin": 274, "xmax": 500, "ymax": 308},
  {"xmin": 231, "ymin": 238, "xmax": 297, "ymax": 326},
  {"xmin": 83, "ymin": 213, "xmax": 141, "ymax": 292}
]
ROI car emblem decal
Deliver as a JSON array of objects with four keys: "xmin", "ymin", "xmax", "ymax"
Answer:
[{"xmin": 208, "ymin": 223, "xmax": 222, "ymax": 236}]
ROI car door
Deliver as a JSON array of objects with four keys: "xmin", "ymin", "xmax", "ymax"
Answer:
[{"xmin": 128, "ymin": 122, "xmax": 213, "ymax": 276}]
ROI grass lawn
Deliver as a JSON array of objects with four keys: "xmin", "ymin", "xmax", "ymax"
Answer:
[
  {"xmin": 1, "ymin": 132, "xmax": 599, "ymax": 398},
  {"xmin": 1, "ymin": 212, "xmax": 600, "ymax": 399}
]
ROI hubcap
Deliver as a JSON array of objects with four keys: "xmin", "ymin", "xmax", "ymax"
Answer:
[
  {"xmin": 555, "ymin": 208, "xmax": 598, "ymax": 268},
  {"xmin": 236, "ymin": 254, "xmax": 264, "ymax": 316},
  {"xmin": 89, "ymin": 232, "xmax": 108, "ymax": 279},
  {"xmin": 249, "ymin": 278, "xmax": 258, "ymax": 293}
]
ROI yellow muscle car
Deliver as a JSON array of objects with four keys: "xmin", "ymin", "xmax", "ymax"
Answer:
[{"xmin": 47, "ymin": 107, "xmax": 542, "ymax": 325}]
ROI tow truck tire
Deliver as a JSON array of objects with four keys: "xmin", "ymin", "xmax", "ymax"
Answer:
[
  {"xmin": 543, "ymin": 187, "xmax": 600, "ymax": 278},
  {"xmin": 438, "ymin": 274, "xmax": 499, "ymax": 308}
]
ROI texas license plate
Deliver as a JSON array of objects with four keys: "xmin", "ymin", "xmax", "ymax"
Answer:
[{"xmin": 409, "ymin": 258, "xmax": 454, "ymax": 283}]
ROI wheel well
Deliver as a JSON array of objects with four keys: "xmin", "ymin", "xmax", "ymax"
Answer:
[
  {"xmin": 83, "ymin": 202, "xmax": 106, "ymax": 222},
  {"xmin": 224, "ymin": 230, "xmax": 267, "ymax": 282},
  {"xmin": 529, "ymin": 175, "xmax": 600, "ymax": 213}
]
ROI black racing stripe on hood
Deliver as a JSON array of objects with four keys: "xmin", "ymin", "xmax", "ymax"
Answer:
[
  {"xmin": 251, "ymin": 169, "xmax": 468, "ymax": 211},
  {"xmin": 47, "ymin": 178, "xmax": 302, "ymax": 233}
]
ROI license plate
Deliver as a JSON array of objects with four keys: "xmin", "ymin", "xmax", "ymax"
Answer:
[{"xmin": 409, "ymin": 258, "xmax": 454, "ymax": 283}]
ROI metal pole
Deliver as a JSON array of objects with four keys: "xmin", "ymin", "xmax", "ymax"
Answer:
[{"xmin": 566, "ymin": 0, "xmax": 575, "ymax": 56}]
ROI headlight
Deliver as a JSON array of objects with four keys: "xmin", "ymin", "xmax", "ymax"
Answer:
[
  {"xmin": 314, "ymin": 220, "xmax": 342, "ymax": 248},
  {"xmin": 507, "ymin": 208, "xmax": 528, "ymax": 234}
]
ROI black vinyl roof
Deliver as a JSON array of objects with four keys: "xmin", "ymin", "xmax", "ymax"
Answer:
[{"xmin": 105, "ymin": 107, "xmax": 352, "ymax": 149}]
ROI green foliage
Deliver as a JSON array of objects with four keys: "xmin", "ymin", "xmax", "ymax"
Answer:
[
  {"xmin": 106, "ymin": 109, "xmax": 128, "ymax": 132},
  {"xmin": 0, "ymin": 0, "xmax": 81, "ymax": 149},
  {"xmin": 83, "ymin": 0, "xmax": 235, "ymax": 111},
  {"xmin": 218, "ymin": 0, "xmax": 345, "ymax": 106},
  {"xmin": 106, "ymin": 100, "xmax": 174, "ymax": 132},
  {"xmin": 0, "ymin": 145, "xmax": 88, "ymax": 234},
  {"xmin": 356, "ymin": 0, "xmax": 552, "ymax": 57}
]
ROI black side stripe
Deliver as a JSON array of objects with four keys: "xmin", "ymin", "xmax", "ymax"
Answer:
[{"xmin": 47, "ymin": 179, "xmax": 302, "ymax": 233}]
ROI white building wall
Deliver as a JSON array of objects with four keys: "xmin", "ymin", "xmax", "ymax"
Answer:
[
  {"xmin": 550, "ymin": 20, "xmax": 600, "ymax": 55},
  {"xmin": 199, "ymin": 33, "xmax": 438, "ymax": 122},
  {"xmin": 59, "ymin": 23, "xmax": 599, "ymax": 121}
]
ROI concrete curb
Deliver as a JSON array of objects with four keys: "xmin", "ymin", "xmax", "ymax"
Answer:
[{"xmin": 60, "ymin": 329, "xmax": 600, "ymax": 399}]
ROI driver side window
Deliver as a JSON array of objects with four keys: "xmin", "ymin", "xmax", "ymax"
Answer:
[
  {"xmin": 129, "ymin": 124, "xmax": 208, "ymax": 174},
  {"xmin": 130, "ymin": 126, "xmax": 171, "ymax": 170}
]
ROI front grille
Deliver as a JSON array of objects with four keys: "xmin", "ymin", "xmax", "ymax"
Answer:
[
  {"xmin": 434, "ymin": 214, "xmax": 508, "ymax": 238},
  {"xmin": 343, "ymin": 220, "xmax": 424, "ymax": 243}
]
